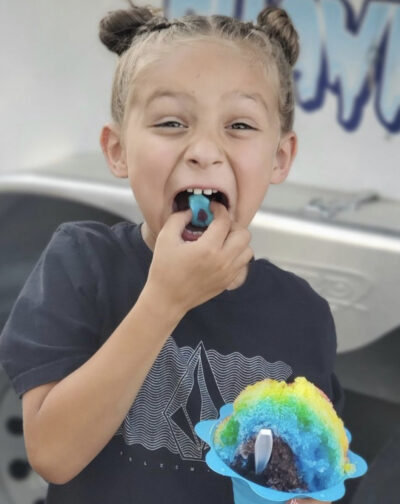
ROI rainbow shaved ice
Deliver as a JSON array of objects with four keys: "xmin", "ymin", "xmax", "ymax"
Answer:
[{"xmin": 213, "ymin": 377, "xmax": 355, "ymax": 492}]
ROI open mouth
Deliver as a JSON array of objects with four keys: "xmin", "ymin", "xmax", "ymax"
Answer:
[
  {"xmin": 173, "ymin": 188, "xmax": 229, "ymax": 213},
  {"xmin": 173, "ymin": 188, "xmax": 230, "ymax": 240}
]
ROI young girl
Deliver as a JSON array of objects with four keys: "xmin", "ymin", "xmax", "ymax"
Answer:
[{"xmin": 0, "ymin": 3, "xmax": 342, "ymax": 503}]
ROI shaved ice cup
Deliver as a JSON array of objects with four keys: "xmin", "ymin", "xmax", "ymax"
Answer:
[{"xmin": 195, "ymin": 404, "xmax": 367, "ymax": 503}]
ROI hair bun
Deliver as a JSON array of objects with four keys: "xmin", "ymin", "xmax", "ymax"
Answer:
[
  {"xmin": 256, "ymin": 7, "xmax": 299, "ymax": 66},
  {"xmin": 99, "ymin": 4, "xmax": 157, "ymax": 56}
]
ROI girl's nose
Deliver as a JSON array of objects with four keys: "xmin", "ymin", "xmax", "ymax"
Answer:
[{"xmin": 184, "ymin": 135, "xmax": 224, "ymax": 170}]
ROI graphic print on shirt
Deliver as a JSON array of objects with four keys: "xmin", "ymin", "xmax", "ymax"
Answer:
[{"xmin": 115, "ymin": 337, "xmax": 292, "ymax": 461}]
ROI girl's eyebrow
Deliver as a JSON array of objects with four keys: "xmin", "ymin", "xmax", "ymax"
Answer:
[{"xmin": 144, "ymin": 88, "xmax": 269, "ymax": 113}]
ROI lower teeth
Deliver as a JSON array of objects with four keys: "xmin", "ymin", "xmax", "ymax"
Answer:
[
  {"xmin": 185, "ymin": 224, "xmax": 206, "ymax": 234},
  {"xmin": 187, "ymin": 229, "xmax": 203, "ymax": 235}
]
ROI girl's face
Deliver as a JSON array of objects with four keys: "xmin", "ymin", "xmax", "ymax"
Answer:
[{"xmin": 116, "ymin": 40, "xmax": 296, "ymax": 250}]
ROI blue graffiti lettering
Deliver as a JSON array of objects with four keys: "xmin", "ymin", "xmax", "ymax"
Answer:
[
  {"xmin": 376, "ymin": 5, "xmax": 400, "ymax": 131},
  {"xmin": 165, "ymin": 0, "xmax": 400, "ymax": 133},
  {"xmin": 281, "ymin": 0, "xmax": 324, "ymax": 108},
  {"xmin": 164, "ymin": 0, "xmax": 234, "ymax": 17},
  {"xmin": 241, "ymin": 0, "xmax": 267, "ymax": 21},
  {"xmin": 321, "ymin": 0, "xmax": 391, "ymax": 129}
]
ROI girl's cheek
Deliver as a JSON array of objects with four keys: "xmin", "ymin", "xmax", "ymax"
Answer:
[{"xmin": 144, "ymin": 134, "xmax": 176, "ymax": 157}]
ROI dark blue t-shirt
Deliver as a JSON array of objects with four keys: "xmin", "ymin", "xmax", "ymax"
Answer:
[{"xmin": 0, "ymin": 221, "xmax": 343, "ymax": 503}]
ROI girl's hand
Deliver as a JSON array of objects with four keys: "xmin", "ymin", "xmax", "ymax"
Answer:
[{"xmin": 145, "ymin": 201, "xmax": 254, "ymax": 314}]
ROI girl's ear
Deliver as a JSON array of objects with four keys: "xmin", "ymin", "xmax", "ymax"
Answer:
[
  {"xmin": 270, "ymin": 131, "xmax": 298, "ymax": 184},
  {"xmin": 100, "ymin": 123, "xmax": 128, "ymax": 178}
]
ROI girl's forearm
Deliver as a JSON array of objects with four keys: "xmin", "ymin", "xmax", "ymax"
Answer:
[{"xmin": 27, "ymin": 285, "xmax": 184, "ymax": 484}]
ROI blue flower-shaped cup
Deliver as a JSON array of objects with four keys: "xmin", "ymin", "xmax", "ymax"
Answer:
[{"xmin": 195, "ymin": 404, "xmax": 368, "ymax": 504}]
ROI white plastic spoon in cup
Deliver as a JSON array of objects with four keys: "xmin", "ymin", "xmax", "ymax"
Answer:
[{"xmin": 254, "ymin": 428, "xmax": 273, "ymax": 475}]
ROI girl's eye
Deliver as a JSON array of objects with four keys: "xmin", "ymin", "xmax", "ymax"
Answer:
[
  {"xmin": 231, "ymin": 122, "xmax": 254, "ymax": 130},
  {"xmin": 154, "ymin": 121, "xmax": 255, "ymax": 130},
  {"xmin": 155, "ymin": 121, "xmax": 185, "ymax": 128}
]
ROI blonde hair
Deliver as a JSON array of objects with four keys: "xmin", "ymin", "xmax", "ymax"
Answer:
[{"xmin": 99, "ymin": 3, "xmax": 299, "ymax": 133}]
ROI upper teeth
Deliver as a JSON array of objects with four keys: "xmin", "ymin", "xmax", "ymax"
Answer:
[{"xmin": 188, "ymin": 188, "xmax": 217, "ymax": 195}]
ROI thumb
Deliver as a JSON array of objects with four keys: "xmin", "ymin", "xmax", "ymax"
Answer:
[
  {"xmin": 209, "ymin": 200, "xmax": 230, "ymax": 220},
  {"xmin": 161, "ymin": 209, "xmax": 192, "ymax": 240}
]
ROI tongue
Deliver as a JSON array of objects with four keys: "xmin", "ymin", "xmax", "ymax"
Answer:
[{"xmin": 182, "ymin": 223, "xmax": 207, "ymax": 242}]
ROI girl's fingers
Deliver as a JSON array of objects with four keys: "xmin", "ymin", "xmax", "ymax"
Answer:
[
  {"xmin": 160, "ymin": 209, "xmax": 192, "ymax": 243},
  {"xmin": 222, "ymin": 224, "xmax": 252, "ymax": 257},
  {"xmin": 200, "ymin": 201, "xmax": 232, "ymax": 248},
  {"xmin": 230, "ymin": 245, "xmax": 254, "ymax": 271}
]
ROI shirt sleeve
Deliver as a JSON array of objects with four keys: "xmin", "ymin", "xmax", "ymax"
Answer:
[
  {"xmin": 321, "ymin": 301, "xmax": 345, "ymax": 416},
  {"xmin": 0, "ymin": 223, "xmax": 101, "ymax": 398},
  {"xmin": 331, "ymin": 370, "xmax": 345, "ymax": 416},
  {"xmin": 289, "ymin": 283, "xmax": 345, "ymax": 416},
  {"xmin": 310, "ymin": 298, "xmax": 345, "ymax": 416}
]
